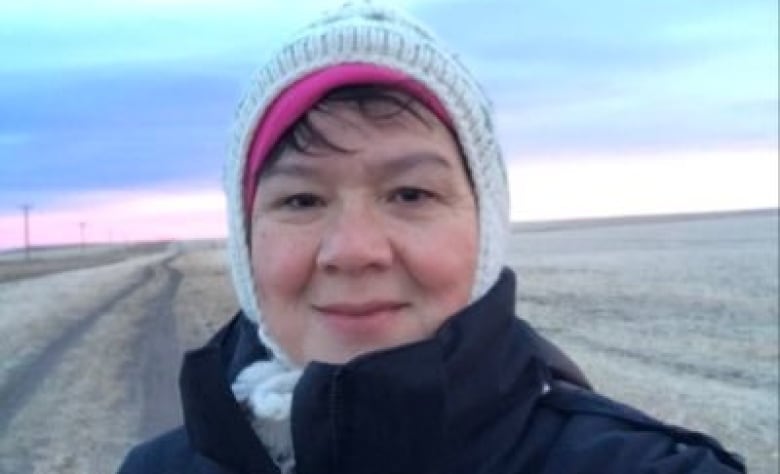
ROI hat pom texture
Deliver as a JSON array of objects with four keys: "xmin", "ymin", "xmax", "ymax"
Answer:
[{"xmin": 224, "ymin": 2, "xmax": 510, "ymax": 366}]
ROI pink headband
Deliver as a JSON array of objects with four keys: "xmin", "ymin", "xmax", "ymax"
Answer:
[{"xmin": 243, "ymin": 63, "xmax": 453, "ymax": 214}]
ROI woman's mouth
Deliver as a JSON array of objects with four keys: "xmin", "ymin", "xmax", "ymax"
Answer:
[{"xmin": 313, "ymin": 301, "xmax": 409, "ymax": 335}]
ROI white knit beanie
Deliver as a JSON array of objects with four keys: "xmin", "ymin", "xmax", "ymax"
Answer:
[
  {"xmin": 226, "ymin": 3, "xmax": 510, "ymax": 469},
  {"xmin": 225, "ymin": 0, "xmax": 510, "ymax": 365}
]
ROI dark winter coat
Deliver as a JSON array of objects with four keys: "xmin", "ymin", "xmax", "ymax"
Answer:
[{"xmin": 119, "ymin": 269, "xmax": 744, "ymax": 473}]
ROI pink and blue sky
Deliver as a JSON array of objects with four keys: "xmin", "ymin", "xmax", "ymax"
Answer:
[{"xmin": 1, "ymin": 0, "xmax": 777, "ymax": 250}]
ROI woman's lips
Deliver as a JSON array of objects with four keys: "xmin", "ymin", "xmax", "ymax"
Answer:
[
  {"xmin": 313, "ymin": 301, "xmax": 409, "ymax": 334},
  {"xmin": 316, "ymin": 301, "xmax": 407, "ymax": 317}
]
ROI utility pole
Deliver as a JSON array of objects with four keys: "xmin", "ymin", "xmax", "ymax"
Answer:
[
  {"xmin": 79, "ymin": 221, "xmax": 86, "ymax": 251},
  {"xmin": 21, "ymin": 204, "xmax": 31, "ymax": 261}
]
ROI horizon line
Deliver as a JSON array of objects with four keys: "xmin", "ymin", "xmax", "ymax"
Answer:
[{"xmin": 1, "ymin": 206, "xmax": 776, "ymax": 255}]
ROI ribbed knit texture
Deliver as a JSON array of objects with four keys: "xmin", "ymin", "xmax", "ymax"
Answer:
[{"xmin": 226, "ymin": 2, "xmax": 510, "ymax": 471}]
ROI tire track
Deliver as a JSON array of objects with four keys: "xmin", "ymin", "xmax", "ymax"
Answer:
[
  {"xmin": 135, "ymin": 257, "xmax": 185, "ymax": 439},
  {"xmin": 0, "ymin": 264, "xmax": 156, "ymax": 437}
]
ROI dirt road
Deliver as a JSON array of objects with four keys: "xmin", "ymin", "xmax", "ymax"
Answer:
[
  {"xmin": 0, "ymin": 248, "xmax": 189, "ymax": 473},
  {"xmin": 0, "ymin": 242, "xmax": 173, "ymax": 284}
]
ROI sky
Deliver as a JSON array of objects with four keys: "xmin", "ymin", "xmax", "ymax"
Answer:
[{"xmin": 0, "ymin": 0, "xmax": 777, "ymax": 249}]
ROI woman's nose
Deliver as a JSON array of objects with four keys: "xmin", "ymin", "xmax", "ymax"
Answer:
[{"xmin": 316, "ymin": 203, "xmax": 394, "ymax": 274}]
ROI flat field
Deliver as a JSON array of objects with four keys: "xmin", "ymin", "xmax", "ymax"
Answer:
[
  {"xmin": 512, "ymin": 210, "xmax": 778, "ymax": 474},
  {"xmin": 0, "ymin": 211, "xmax": 776, "ymax": 473}
]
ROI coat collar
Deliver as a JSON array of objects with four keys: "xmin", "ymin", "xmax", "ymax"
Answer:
[
  {"xmin": 179, "ymin": 268, "xmax": 588, "ymax": 473},
  {"xmin": 179, "ymin": 308, "xmax": 277, "ymax": 472}
]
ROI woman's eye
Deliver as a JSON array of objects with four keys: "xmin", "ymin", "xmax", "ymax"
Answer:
[
  {"xmin": 390, "ymin": 187, "xmax": 435, "ymax": 204},
  {"xmin": 281, "ymin": 193, "xmax": 324, "ymax": 209}
]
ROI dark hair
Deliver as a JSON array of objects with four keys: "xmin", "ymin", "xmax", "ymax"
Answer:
[{"xmin": 256, "ymin": 84, "xmax": 473, "ymax": 186}]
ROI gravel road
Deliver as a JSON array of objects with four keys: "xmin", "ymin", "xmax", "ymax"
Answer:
[{"xmin": 0, "ymin": 248, "xmax": 188, "ymax": 473}]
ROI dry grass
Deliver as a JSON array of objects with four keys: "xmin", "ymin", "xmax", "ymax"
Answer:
[{"xmin": 169, "ymin": 242, "xmax": 237, "ymax": 351}]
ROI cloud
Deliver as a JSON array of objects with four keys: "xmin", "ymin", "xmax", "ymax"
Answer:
[
  {"xmin": 0, "ymin": 0, "xmax": 446, "ymax": 71},
  {"xmin": 495, "ymin": 96, "xmax": 779, "ymax": 159},
  {"xmin": 0, "ymin": 0, "xmax": 775, "ymax": 228},
  {"xmin": 0, "ymin": 64, "xmax": 239, "ymax": 199},
  {"xmin": 508, "ymin": 147, "xmax": 779, "ymax": 221},
  {"xmin": 0, "ymin": 132, "xmax": 32, "ymax": 146},
  {"xmin": 413, "ymin": 0, "xmax": 778, "ymax": 157}
]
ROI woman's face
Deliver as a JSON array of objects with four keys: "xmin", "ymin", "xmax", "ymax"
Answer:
[{"xmin": 250, "ymin": 102, "xmax": 477, "ymax": 365}]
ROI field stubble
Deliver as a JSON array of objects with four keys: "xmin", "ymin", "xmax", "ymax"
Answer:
[{"xmin": 512, "ymin": 213, "xmax": 778, "ymax": 474}]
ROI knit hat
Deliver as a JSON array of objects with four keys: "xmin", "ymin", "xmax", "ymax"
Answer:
[
  {"xmin": 241, "ymin": 63, "xmax": 455, "ymax": 216},
  {"xmin": 224, "ymin": 1, "xmax": 510, "ymax": 366}
]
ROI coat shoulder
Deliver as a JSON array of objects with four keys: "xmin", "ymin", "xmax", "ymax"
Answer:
[
  {"xmin": 532, "ymin": 385, "xmax": 746, "ymax": 474},
  {"xmin": 118, "ymin": 427, "xmax": 228, "ymax": 474},
  {"xmin": 535, "ymin": 383, "xmax": 746, "ymax": 473}
]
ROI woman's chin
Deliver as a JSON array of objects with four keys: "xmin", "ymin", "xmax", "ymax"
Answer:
[{"xmin": 303, "ymin": 329, "xmax": 423, "ymax": 365}]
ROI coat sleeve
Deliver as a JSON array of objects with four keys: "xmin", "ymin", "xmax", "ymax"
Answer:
[
  {"xmin": 539, "ymin": 387, "xmax": 746, "ymax": 474},
  {"xmin": 115, "ymin": 428, "xmax": 227, "ymax": 474},
  {"xmin": 117, "ymin": 443, "xmax": 150, "ymax": 474},
  {"xmin": 543, "ymin": 420, "xmax": 744, "ymax": 474}
]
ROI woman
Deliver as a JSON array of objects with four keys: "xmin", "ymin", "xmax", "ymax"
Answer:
[{"xmin": 120, "ymin": 3, "xmax": 744, "ymax": 473}]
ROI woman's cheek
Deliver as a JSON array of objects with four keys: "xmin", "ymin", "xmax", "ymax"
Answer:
[
  {"xmin": 397, "ymin": 217, "xmax": 477, "ymax": 293},
  {"xmin": 253, "ymin": 227, "xmax": 316, "ymax": 300},
  {"xmin": 251, "ymin": 226, "xmax": 317, "ymax": 361}
]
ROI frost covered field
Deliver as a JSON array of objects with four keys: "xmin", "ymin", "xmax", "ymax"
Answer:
[
  {"xmin": 512, "ymin": 210, "xmax": 779, "ymax": 474},
  {"xmin": 0, "ymin": 210, "xmax": 776, "ymax": 473}
]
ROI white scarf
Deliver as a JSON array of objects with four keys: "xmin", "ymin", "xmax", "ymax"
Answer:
[{"xmin": 231, "ymin": 358, "xmax": 302, "ymax": 474}]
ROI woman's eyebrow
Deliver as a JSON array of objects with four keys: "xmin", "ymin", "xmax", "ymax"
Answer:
[
  {"xmin": 259, "ymin": 162, "xmax": 321, "ymax": 181},
  {"xmin": 374, "ymin": 153, "xmax": 453, "ymax": 177},
  {"xmin": 260, "ymin": 153, "xmax": 452, "ymax": 182}
]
